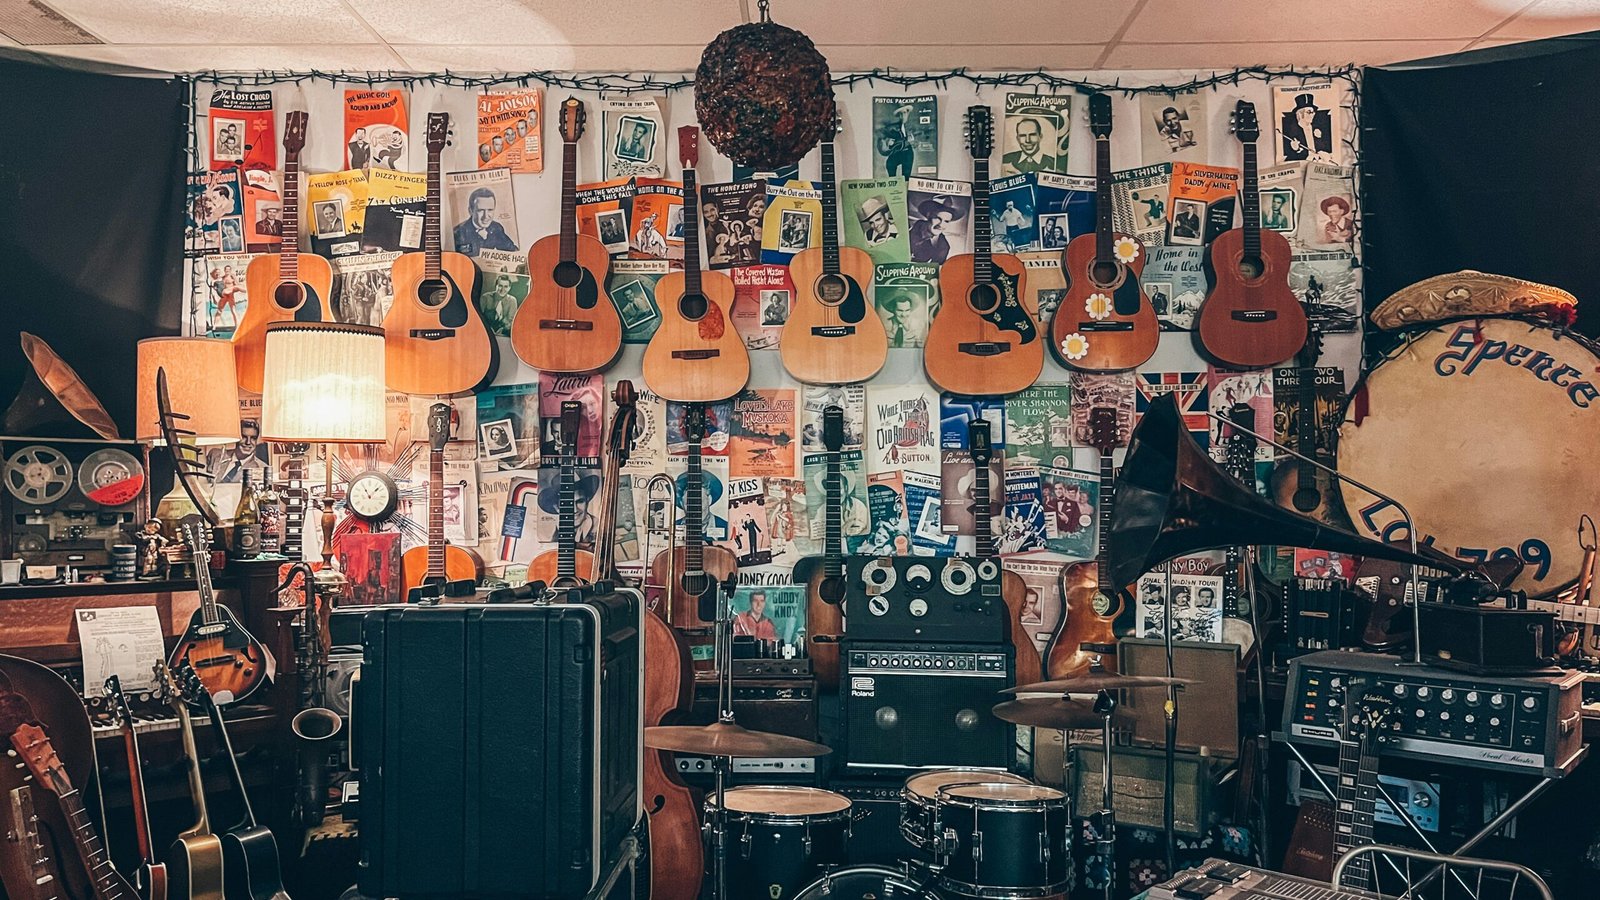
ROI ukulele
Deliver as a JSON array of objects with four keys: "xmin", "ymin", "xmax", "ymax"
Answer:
[
  {"xmin": 593, "ymin": 381, "xmax": 639, "ymax": 584},
  {"xmin": 525, "ymin": 401, "xmax": 596, "ymax": 589},
  {"xmin": 642, "ymin": 127, "xmax": 749, "ymax": 403},
  {"xmin": 106, "ymin": 675, "xmax": 167, "ymax": 900},
  {"xmin": 1268, "ymin": 326, "xmax": 1351, "ymax": 527},
  {"xmin": 8, "ymin": 722, "xmax": 136, "ymax": 900},
  {"xmin": 1045, "ymin": 406, "xmax": 1126, "ymax": 680},
  {"xmin": 235, "ymin": 111, "xmax": 332, "ymax": 394},
  {"xmin": 512, "ymin": 98, "xmax": 623, "ymax": 374},
  {"xmin": 175, "ymin": 664, "xmax": 289, "ymax": 900},
  {"xmin": 925, "ymin": 106, "xmax": 1043, "ymax": 397},
  {"xmin": 400, "ymin": 403, "xmax": 485, "ymax": 594},
  {"xmin": 383, "ymin": 112, "xmax": 495, "ymax": 395},
  {"xmin": 1195, "ymin": 100, "xmax": 1308, "ymax": 369},
  {"xmin": 798, "ymin": 406, "xmax": 849, "ymax": 691},
  {"xmin": 155, "ymin": 661, "xmax": 225, "ymax": 900},
  {"xmin": 969, "ymin": 418, "xmax": 1043, "ymax": 687},
  {"xmin": 1331, "ymin": 683, "xmax": 1395, "ymax": 891},
  {"xmin": 1050, "ymin": 94, "xmax": 1159, "ymax": 373},
  {"xmin": 780, "ymin": 123, "xmax": 888, "ymax": 384},
  {"xmin": 169, "ymin": 520, "xmax": 269, "ymax": 705},
  {"xmin": 646, "ymin": 404, "xmax": 738, "ymax": 629}
]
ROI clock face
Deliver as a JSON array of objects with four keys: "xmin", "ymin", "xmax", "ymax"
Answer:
[{"xmin": 347, "ymin": 472, "xmax": 397, "ymax": 522}]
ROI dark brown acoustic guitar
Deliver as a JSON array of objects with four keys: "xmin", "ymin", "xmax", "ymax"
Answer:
[
  {"xmin": 797, "ymin": 405, "xmax": 849, "ymax": 691},
  {"xmin": 646, "ymin": 404, "xmax": 738, "ymax": 629},
  {"xmin": 1195, "ymin": 100, "xmax": 1307, "ymax": 369},
  {"xmin": 1267, "ymin": 324, "xmax": 1351, "ymax": 528},
  {"xmin": 968, "ymin": 418, "xmax": 1043, "ymax": 687},
  {"xmin": 1044, "ymin": 406, "xmax": 1125, "ymax": 680}
]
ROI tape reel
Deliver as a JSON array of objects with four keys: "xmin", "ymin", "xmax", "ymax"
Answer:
[
  {"xmin": 78, "ymin": 449, "xmax": 144, "ymax": 507},
  {"xmin": 4, "ymin": 445, "xmax": 73, "ymax": 505}
]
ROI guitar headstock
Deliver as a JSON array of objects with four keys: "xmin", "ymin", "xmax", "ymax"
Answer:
[
  {"xmin": 180, "ymin": 517, "xmax": 211, "ymax": 560},
  {"xmin": 1089, "ymin": 93, "xmax": 1113, "ymax": 139},
  {"xmin": 154, "ymin": 660, "xmax": 183, "ymax": 709},
  {"xmin": 105, "ymin": 674, "xmax": 133, "ymax": 725},
  {"xmin": 678, "ymin": 126, "xmax": 699, "ymax": 170},
  {"xmin": 427, "ymin": 402, "xmax": 452, "ymax": 452},
  {"xmin": 559, "ymin": 401, "xmax": 581, "ymax": 459},
  {"xmin": 1225, "ymin": 402, "xmax": 1257, "ymax": 469},
  {"xmin": 1230, "ymin": 100, "xmax": 1260, "ymax": 144},
  {"xmin": 426, "ymin": 112, "xmax": 449, "ymax": 155},
  {"xmin": 175, "ymin": 661, "xmax": 212, "ymax": 712},
  {"xmin": 1300, "ymin": 322, "xmax": 1325, "ymax": 368},
  {"xmin": 822, "ymin": 406, "xmax": 845, "ymax": 454},
  {"xmin": 964, "ymin": 106, "xmax": 994, "ymax": 159},
  {"xmin": 1088, "ymin": 406, "xmax": 1121, "ymax": 455},
  {"xmin": 284, "ymin": 110, "xmax": 309, "ymax": 156},
  {"xmin": 8, "ymin": 724, "xmax": 69, "ymax": 795},
  {"xmin": 968, "ymin": 418, "xmax": 992, "ymax": 467},
  {"xmin": 1352, "ymin": 689, "xmax": 1395, "ymax": 742},
  {"xmin": 560, "ymin": 97, "xmax": 587, "ymax": 143},
  {"xmin": 609, "ymin": 381, "xmax": 640, "ymax": 463},
  {"xmin": 682, "ymin": 403, "xmax": 707, "ymax": 443}
]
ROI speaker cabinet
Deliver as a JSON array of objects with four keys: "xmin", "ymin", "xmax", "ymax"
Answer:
[{"xmin": 840, "ymin": 644, "xmax": 1013, "ymax": 773}]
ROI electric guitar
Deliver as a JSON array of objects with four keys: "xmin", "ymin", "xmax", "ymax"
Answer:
[
  {"xmin": 383, "ymin": 111, "xmax": 495, "ymax": 395},
  {"xmin": 174, "ymin": 664, "xmax": 289, "ymax": 900},
  {"xmin": 642, "ymin": 126, "xmax": 749, "ymax": 403},
  {"xmin": 798, "ymin": 406, "xmax": 849, "ymax": 691},
  {"xmin": 235, "ymin": 111, "xmax": 332, "ymax": 394},
  {"xmin": 169, "ymin": 520, "xmax": 269, "ymax": 705},
  {"xmin": 969, "ymin": 418, "xmax": 1043, "ymax": 687},
  {"xmin": 525, "ymin": 401, "xmax": 596, "ymax": 589},
  {"xmin": 8, "ymin": 721, "xmax": 136, "ymax": 900},
  {"xmin": 594, "ymin": 381, "xmax": 639, "ymax": 584},
  {"xmin": 156, "ymin": 661, "xmax": 225, "ymax": 900},
  {"xmin": 1195, "ymin": 100, "xmax": 1307, "ymax": 369},
  {"xmin": 1332, "ymin": 683, "xmax": 1395, "ymax": 892},
  {"xmin": 780, "ymin": 122, "xmax": 887, "ymax": 384},
  {"xmin": 400, "ymin": 403, "xmax": 485, "ymax": 595},
  {"xmin": 646, "ymin": 404, "xmax": 738, "ymax": 629},
  {"xmin": 1045, "ymin": 406, "xmax": 1126, "ymax": 680},
  {"xmin": 1268, "ymin": 325, "xmax": 1351, "ymax": 527},
  {"xmin": 1049, "ymin": 93, "xmax": 1159, "ymax": 373},
  {"xmin": 106, "ymin": 675, "xmax": 167, "ymax": 900},
  {"xmin": 512, "ymin": 97, "xmax": 624, "ymax": 374},
  {"xmin": 925, "ymin": 105, "xmax": 1043, "ymax": 397}
]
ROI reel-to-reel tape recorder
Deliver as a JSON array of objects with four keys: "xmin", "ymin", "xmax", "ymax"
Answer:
[{"xmin": 3, "ymin": 440, "xmax": 144, "ymax": 571}]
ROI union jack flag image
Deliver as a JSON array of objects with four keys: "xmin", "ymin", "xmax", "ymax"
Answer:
[{"xmin": 1135, "ymin": 371, "xmax": 1211, "ymax": 450}]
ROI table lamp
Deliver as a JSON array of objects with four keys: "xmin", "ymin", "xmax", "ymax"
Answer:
[
  {"xmin": 259, "ymin": 323, "xmax": 385, "ymax": 590},
  {"xmin": 136, "ymin": 337, "xmax": 242, "ymax": 534}
]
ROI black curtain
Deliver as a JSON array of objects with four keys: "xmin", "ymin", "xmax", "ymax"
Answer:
[
  {"xmin": 1362, "ymin": 33, "xmax": 1600, "ymax": 338},
  {"xmin": 0, "ymin": 52, "xmax": 188, "ymax": 437}
]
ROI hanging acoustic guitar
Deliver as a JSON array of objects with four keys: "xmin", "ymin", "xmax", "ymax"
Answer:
[
  {"xmin": 968, "ymin": 418, "xmax": 1043, "ymax": 687},
  {"xmin": 1044, "ymin": 406, "xmax": 1126, "ymax": 680},
  {"xmin": 400, "ymin": 403, "xmax": 485, "ymax": 595},
  {"xmin": 798, "ymin": 405, "xmax": 849, "ymax": 691}
]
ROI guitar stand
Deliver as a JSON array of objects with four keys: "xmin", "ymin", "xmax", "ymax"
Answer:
[{"xmin": 1093, "ymin": 689, "xmax": 1119, "ymax": 900}]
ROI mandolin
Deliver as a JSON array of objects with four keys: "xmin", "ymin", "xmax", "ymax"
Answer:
[
  {"xmin": 235, "ymin": 111, "xmax": 332, "ymax": 394},
  {"xmin": 1044, "ymin": 406, "xmax": 1126, "ymax": 680},
  {"xmin": 400, "ymin": 403, "xmax": 485, "ymax": 594},
  {"xmin": 1049, "ymin": 93, "xmax": 1159, "ymax": 373},
  {"xmin": 106, "ymin": 675, "xmax": 167, "ymax": 900},
  {"xmin": 780, "ymin": 123, "xmax": 888, "ymax": 385},
  {"xmin": 968, "ymin": 418, "xmax": 1043, "ymax": 687},
  {"xmin": 642, "ymin": 127, "xmax": 749, "ymax": 403},
  {"xmin": 524, "ymin": 401, "xmax": 597, "ymax": 589},
  {"xmin": 169, "ymin": 520, "xmax": 269, "ymax": 705},
  {"xmin": 1268, "ymin": 325, "xmax": 1351, "ymax": 528},
  {"xmin": 797, "ymin": 406, "xmax": 849, "ymax": 691},
  {"xmin": 382, "ymin": 112, "xmax": 495, "ymax": 396},
  {"xmin": 174, "ymin": 665, "xmax": 289, "ymax": 900},
  {"xmin": 512, "ymin": 97, "xmax": 623, "ymax": 374},
  {"xmin": 8, "ymin": 720, "xmax": 136, "ymax": 900},
  {"xmin": 647, "ymin": 404, "xmax": 738, "ymax": 629},
  {"xmin": 926, "ymin": 106, "xmax": 1043, "ymax": 397},
  {"xmin": 1195, "ymin": 100, "xmax": 1308, "ymax": 369},
  {"xmin": 156, "ymin": 661, "xmax": 226, "ymax": 900}
]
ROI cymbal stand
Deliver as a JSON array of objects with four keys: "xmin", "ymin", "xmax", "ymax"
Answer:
[
  {"xmin": 707, "ymin": 569, "xmax": 741, "ymax": 900},
  {"xmin": 1093, "ymin": 688, "xmax": 1119, "ymax": 900}
]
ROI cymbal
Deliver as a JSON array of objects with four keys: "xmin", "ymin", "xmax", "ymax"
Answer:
[
  {"xmin": 1001, "ymin": 673, "xmax": 1195, "ymax": 695},
  {"xmin": 645, "ymin": 721, "xmax": 832, "ymax": 758},
  {"xmin": 992, "ymin": 697, "xmax": 1131, "ymax": 730}
]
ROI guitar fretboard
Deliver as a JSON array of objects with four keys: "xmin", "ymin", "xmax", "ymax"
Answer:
[
  {"xmin": 820, "ymin": 142, "xmax": 841, "ymax": 276},
  {"xmin": 424, "ymin": 132, "xmax": 443, "ymax": 280},
  {"xmin": 685, "ymin": 432, "xmax": 704, "ymax": 574},
  {"xmin": 683, "ymin": 168, "xmax": 703, "ymax": 296},
  {"xmin": 972, "ymin": 157, "xmax": 993, "ymax": 282},
  {"xmin": 1241, "ymin": 139, "xmax": 1262, "ymax": 262},
  {"xmin": 1094, "ymin": 136, "xmax": 1114, "ymax": 264},
  {"xmin": 559, "ymin": 141, "xmax": 578, "ymax": 263},
  {"xmin": 557, "ymin": 449, "xmax": 578, "ymax": 579},
  {"xmin": 58, "ymin": 789, "xmax": 125, "ymax": 900},
  {"xmin": 282, "ymin": 453, "xmax": 308, "ymax": 561},
  {"xmin": 1334, "ymin": 706, "xmax": 1379, "ymax": 892},
  {"xmin": 281, "ymin": 151, "xmax": 301, "ymax": 277},
  {"xmin": 823, "ymin": 448, "xmax": 843, "ymax": 578},
  {"xmin": 973, "ymin": 457, "xmax": 995, "ymax": 560},
  {"xmin": 1095, "ymin": 449, "xmax": 1115, "ymax": 592},
  {"xmin": 427, "ymin": 446, "xmax": 446, "ymax": 579},
  {"xmin": 1295, "ymin": 349, "xmax": 1322, "ymax": 495}
]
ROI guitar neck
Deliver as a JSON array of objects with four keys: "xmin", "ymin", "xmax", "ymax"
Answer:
[
  {"xmin": 200, "ymin": 697, "xmax": 258, "ymax": 828},
  {"xmin": 282, "ymin": 452, "xmax": 308, "ymax": 560},
  {"xmin": 119, "ymin": 721, "xmax": 156, "ymax": 864},
  {"xmin": 424, "ymin": 146, "xmax": 443, "ymax": 279},
  {"xmin": 682, "ymin": 168, "xmax": 703, "ymax": 295},
  {"xmin": 685, "ymin": 437, "xmax": 704, "ymax": 573},
  {"xmin": 1240, "ymin": 139, "xmax": 1261, "ymax": 260},
  {"xmin": 557, "ymin": 453, "xmax": 578, "ymax": 580},
  {"xmin": 1095, "ymin": 449, "xmax": 1115, "ymax": 590},
  {"xmin": 823, "ymin": 450, "xmax": 843, "ymax": 576},
  {"xmin": 9, "ymin": 788, "xmax": 60, "ymax": 900},
  {"xmin": 174, "ymin": 701, "xmax": 212, "ymax": 838},
  {"xmin": 559, "ymin": 141, "xmax": 578, "ymax": 263},
  {"xmin": 194, "ymin": 544, "xmax": 221, "ymax": 626},
  {"xmin": 281, "ymin": 153, "xmax": 301, "ymax": 271},
  {"xmin": 1296, "ymin": 354, "xmax": 1321, "ymax": 495},
  {"xmin": 1094, "ymin": 137, "xmax": 1113, "ymax": 263},
  {"xmin": 56, "ymin": 788, "xmax": 126, "ymax": 900},
  {"xmin": 972, "ymin": 157, "xmax": 993, "ymax": 282},
  {"xmin": 428, "ymin": 447, "xmax": 446, "ymax": 579},
  {"xmin": 819, "ymin": 142, "xmax": 840, "ymax": 276},
  {"xmin": 1334, "ymin": 727, "xmax": 1380, "ymax": 891},
  {"xmin": 594, "ymin": 456, "xmax": 621, "ymax": 582}
]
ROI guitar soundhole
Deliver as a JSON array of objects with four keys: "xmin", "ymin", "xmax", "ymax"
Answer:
[
  {"xmin": 681, "ymin": 571, "xmax": 712, "ymax": 597},
  {"xmin": 553, "ymin": 259, "xmax": 583, "ymax": 289},
  {"xmin": 679, "ymin": 293, "xmax": 708, "ymax": 321},
  {"xmin": 818, "ymin": 576, "xmax": 847, "ymax": 605},
  {"xmin": 816, "ymin": 274, "xmax": 847, "ymax": 303},
  {"xmin": 1090, "ymin": 260, "xmax": 1119, "ymax": 288},
  {"xmin": 419, "ymin": 278, "xmax": 449, "ymax": 308},
  {"xmin": 273, "ymin": 280, "xmax": 306, "ymax": 310},
  {"xmin": 1292, "ymin": 487, "xmax": 1320, "ymax": 513},
  {"xmin": 968, "ymin": 283, "xmax": 1001, "ymax": 314},
  {"xmin": 1237, "ymin": 254, "xmax": 1264, "ymax": 279}
]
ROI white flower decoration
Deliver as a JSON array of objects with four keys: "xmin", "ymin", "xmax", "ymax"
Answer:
[
  {"xmin": 1112, "ymin": 236, "xmax": 1141, "ymax": 264},
  {"xmin": 1060, "ymin": 333, "xmax": 1090, "ymax": 361},
  {"xmin": 1085, "ymin": 292, "xmax": 1113, "ymax": 321}
]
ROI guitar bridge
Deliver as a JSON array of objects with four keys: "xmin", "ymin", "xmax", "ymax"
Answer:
[
  {"xmin": 810, "ymin": 325, "xmax": 857, "ymax": 337},
  {"xmin": 958, "ymin": 341, "xmax": 1011, "ymax": 356},
  {"xmin": 1078, "ymin": 321, "xmax": 1135, "ymax": 332},
  {"xmin": 539, "ymin": 319, "xmax": 594, "ymax": 331},
  {"xmin": 672, "ymin": 349, "xmax": 721, "ymax": 360},
  {"xmin": 1231, "ymin": 310, "xmax": 1280, "ymax": 322},
  {"xmin": 409, "ymin": 328, "xmax": 457, "ymax": 340}
]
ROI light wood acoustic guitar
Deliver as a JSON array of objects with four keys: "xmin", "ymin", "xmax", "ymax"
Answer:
[{"xmin": 400, "ymin": 402, "xmax": 485, "ymax": 595}]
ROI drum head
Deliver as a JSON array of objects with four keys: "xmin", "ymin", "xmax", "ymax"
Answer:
[
  {"xmin": 940, "ymin": 782, "xmax": 1063, "ymax": 804},
  {"xmin": 1339, "ymin": 319, "xmax": 1600, "ymax": 595},
  {"xmin": 794, "ymin": 865, "xmax": 937, "ymax": 899},
  {"xmin": 712, "ymin": 785, "xmax": 851, "ymax": 817},
  {"xmin": 905, "ymin": 768, "xmax": 1028, "ymax": 801}
]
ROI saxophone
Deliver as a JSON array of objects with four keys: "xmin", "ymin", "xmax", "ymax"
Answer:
[{"xmin": 276, "ymin": 562, "xmax": 341, "ymax": 829}]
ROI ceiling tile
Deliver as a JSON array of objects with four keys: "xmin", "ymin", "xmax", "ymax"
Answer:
[
  {"xmin": 347, "ymin": 0, "xmax": 742, "ymax": 46},
  {"xmin": 818, "ymin": 43, "xmax": 1106, "ymax": 70},
  {"xmin": 44, "ymin": 0, "xmax": 372, "ymax": 44},
  {"xmin": 1102, "ymin": 40, "xmax": 1472, "ymax": 69},
  {"xmin": 777, "ymin": 0, "xmax": 1141, "ymax": 45},
  {"xmin": 1125, "ymin": 0, "xmax": 1514, "ymax": 43},
  {"xmin": 1493, "ymin": 0, "xmax": 1600, "ymax": 37},
  {"xmin": 23, "ymin": 42, "xmax": 406, "ymax": 72},
  {"xmin": 392, "ymin": 44, "xmax": 704, "ymax": 73}
]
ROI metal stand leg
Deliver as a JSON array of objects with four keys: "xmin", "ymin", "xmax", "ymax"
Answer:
[
  {"xmin": 1095, "ymin": 689, "xmax": 1119, "ymax": 900},
  {"xmin": 712, "ymin": 757, "xmax": 729, "ymax": 900}
]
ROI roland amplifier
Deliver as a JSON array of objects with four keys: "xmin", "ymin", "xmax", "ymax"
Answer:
[{"xmin": 839, "ymin": 643, "xmax": 1013, "ymax": 773}]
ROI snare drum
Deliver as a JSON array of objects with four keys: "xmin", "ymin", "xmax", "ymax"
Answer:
[
  {"xmin": 934, "ymin": 782, "xmax": 1070, "ymax": 898},
  {"xmin": 704, "ymin": 786, "xmax": 852, "ymax": 900},
  {"xmin": 899, "ymin": 768, "xmax": 1029, "ymax": 853}
]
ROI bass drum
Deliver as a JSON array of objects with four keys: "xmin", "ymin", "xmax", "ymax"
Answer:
[
  {"xmin": 1337, "ymin": 318, "xmax": 1600, "ymax": 596},
  {"xmin": 794, "ymin": 865, "xmax": 947, "ymax": 899}
]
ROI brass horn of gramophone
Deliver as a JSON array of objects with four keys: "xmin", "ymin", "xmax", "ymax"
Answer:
[{"xmin": 1107, "ymin": 394, "xmax": 1468, "ymax": 589}]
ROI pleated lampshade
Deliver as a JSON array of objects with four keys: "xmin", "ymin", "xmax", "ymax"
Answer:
[{"xmin": 259, "ymin": 323, "xmax": 386, "ymax": 443}]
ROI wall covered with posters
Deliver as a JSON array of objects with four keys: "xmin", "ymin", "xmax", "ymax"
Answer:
[{"xmin": 179, "ymin": 67, "xmax": 1360, "ymax": 655}]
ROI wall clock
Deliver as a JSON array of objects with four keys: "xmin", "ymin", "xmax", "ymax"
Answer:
[{"xmin": 347, "ymin": 470, "xmax": 399, "ymax": 523}]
